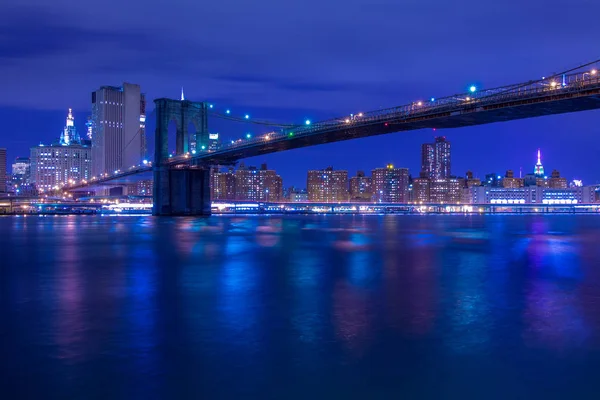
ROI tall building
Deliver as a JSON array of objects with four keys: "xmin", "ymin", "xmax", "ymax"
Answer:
[
  {"xmin": 235, "ymin": 163, "xmax": 283, "ymax": 202},
  {"xmin": 372, "ymin": 164, "xmax": 410, "ymax": 203},
  {"xmin": 12, "ymin": 157, "xmax": 31, "ymax": 183},
  {"xmin": 30, "ymin": 109, "xmax": 92, "ymax": 192},
  {"xmin": 421, "ymin": 143, "xmax": 434, "ymax": 179},
  {"xmin": 307, "ymin": 167, "xmax": 348, "ymax": 202},
  {"xmin": 503, "ymin": 170, "xmax": 524, "ymax": 188},
  {"xmin": 422, "ymin": 136, "xmax": 451, "ymax": 179},
  {"xmin": 214, "ymin": 168, "xmax": 236, "ymax": 200},
  {"xmin": 349, "ymin": 171, "xmax": 372, "ymax": 202},
  {"xmin": 430, "ymin": 178, "xmax": 464, "ymax": 204},
  {"xmin": 0, "ymin": 148, "xmax": 6, "ymax": 193},
  {"xmin": 412, "ymin": 172, "xmax": 431, "ymax": 203},
  {"xmin": 91, "ymin": 83, "xmax": 145, "ymax": 177},
  {"xmin": 60, "ymin": 108, "xmax": 81, "ymax": 146},
  {"xmin": 534, "ymin": 148, "xmax": 544, "ymax": 177},
  {"xmin": 465, "ymin": 171, "xmax": 481, "ymax": 188},
  {"xmin": 208, "ymin": 133, "xmax": 220, "ymax": 152},
  {"xmin": 548, "ymin": 170, "xmax": 568, "ymax": 189}
]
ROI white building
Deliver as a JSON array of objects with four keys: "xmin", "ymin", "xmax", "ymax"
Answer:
[
  {"xmin": 463, "ymin": 186, "xmax": 596, "ymax": 205},
  {"xmin": 30, "ymin": 110, "xmax": 92, "ymax": 192},
  {"xmin": 91, "ymin": 83, "xmax": 146, "ymax": 177}
]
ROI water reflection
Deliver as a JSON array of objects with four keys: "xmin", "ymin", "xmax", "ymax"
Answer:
[{"xmin": 4, "ymin": 215, "xmax": 600, "ymax": 398}]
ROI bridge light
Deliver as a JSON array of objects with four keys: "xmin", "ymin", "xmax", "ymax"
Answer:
[
  {"xmin": 592, "ymin": 69, "xmax": 597, "ymax": 75},
  {"xmin": 245, "ymin": 114, "xmax": 250, "ymax": 119},
  {"xmin": 201, "ymin": 145, "xmax": 206, "ymax": 150},
  {"xmin": 550, "ymin": 81, "xmax": 557, "ymax": 87},
  {"xmin": 246, "ymin": 133, "xmax": 251, "ymax": 139},
  {"xmin": 358, "ymin": 113, "xmax": 363, "ymax": 117},
  {"xmin": 305, "ymin": 119, "xmax": 311, "ymax": 125},
  {"xmin": 465, "ymin": 97, "xmax": 471, "ymax": 101},
  {"xmin": 469, "ymin": 85, "xmax": 477, "ymax": 93},
  {"xmin": 430, "ymin": 97, "xmax": 435, "ymax": 102},
  {"xmin": 289, "ymin": 132, "xmax": 294, "ymax": 136},
  {"xmin": 417, "ymin": 101, "xmax": 422, "ymax": 106},
  {"xmin": 345, "ymin": 119, "xmax": 350, "ymax": 123},
  {"xmin": 209, "ymin": 104, "xmax": 213, "ymax": 108},
  {"xmin": 226, "ymin": 109, "xmax": 231, "ymax": 114},
  {"xmin": 192, "ymin": 150, "xmax": 196, "ymax": 154},
  {"xmin": 143, "ymin": 160, "xmax": 148, "ymax": 165}
]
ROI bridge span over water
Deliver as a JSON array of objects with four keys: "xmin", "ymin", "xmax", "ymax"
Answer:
[{"xmin": 67, "ymin": 60, "xmax": 600, "ymax": 215}]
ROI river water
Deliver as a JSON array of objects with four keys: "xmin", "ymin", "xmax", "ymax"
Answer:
[{"xmin": 2, "ymin": 215, "xmax": 600, "ymax": 399}]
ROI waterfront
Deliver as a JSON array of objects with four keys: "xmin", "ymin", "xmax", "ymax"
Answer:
[{"xmin": 3, "ymin": 214, "xmax": 600, "ymax": 399}]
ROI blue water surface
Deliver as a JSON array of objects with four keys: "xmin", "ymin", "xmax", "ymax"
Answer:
[{"xmin": 2, "ymin": 214, "xmax": 600, "ymax": 399}]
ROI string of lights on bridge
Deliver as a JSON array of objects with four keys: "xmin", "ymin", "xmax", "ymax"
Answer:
[{"xmin": 61, "ymin": 60, "xmax": 599, "ymax": 191}]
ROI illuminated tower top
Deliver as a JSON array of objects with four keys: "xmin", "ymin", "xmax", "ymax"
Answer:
[
  {"xmin": 534, "ymin": 148, "xmax": 544, "ymax": 177},
  {"xmin": 181, "ymin": 87, "xmax": 185, "ymax": 101},
  {"xmin": 60, "ymin": 108, "xmax": 81, "ymax": 146}
]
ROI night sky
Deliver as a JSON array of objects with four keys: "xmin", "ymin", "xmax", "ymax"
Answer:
[{"xmin": 1, "ymin": 0, "xmax": 599, "ymax": 187}]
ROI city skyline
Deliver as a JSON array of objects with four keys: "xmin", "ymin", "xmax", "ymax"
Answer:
[
  {"xmin": 2, "ymin": 105, "xmax": 593, "ymax": 189},
  {"xmin": 1, "ymin": 0, "xmax": 600, "ymax": 188}
]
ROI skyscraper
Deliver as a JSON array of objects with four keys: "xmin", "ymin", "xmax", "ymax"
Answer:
[
  {"xmin": 91, "ymin": 83, "xmax": 145, "ymax": 177},
  {"xmin": 307, "ymin": 167, "xmax": 348, "ymax": 202},
  {"xmin": 412, "ymin": 172, "xmax": 431, "ymax": 203},
  {"xmin": 534, "ymin": 148, "xmax": 544, "ymax": 177},
  {"xmin": 421, "ymin": 136, "xmax": 451, "ymax": 179},
  {"xmin": 372, "ymin": 164, "xmax": 410, "ymax": 203},
  {"xmin": 214, "ymin": 168, "xmax": 237, "ymax": 200},
  {"xmin": 421, "ymin": 143, "xmax": 434, "ymax": 179},
  {"xmin": 12, "ymin": 157, "xmax": 30, "ymax": 182},
  {"xmin": 349, "ymin": 171, "xmax": 372, "ymax": 202},
  {"xmin": 59, "ymin": 108, "xmax": 81, "ymax": 146},
  {"xmin": 0, "ymin": 148, "xmax": 6, "ymax": 193},
  {"xmin": 30, "ymin": 110, "xmax": 92, "ymax": 192}
]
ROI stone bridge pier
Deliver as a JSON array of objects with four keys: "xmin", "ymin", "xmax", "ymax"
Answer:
[{"xmin": 153, "ymin": 98, "xmax": 211, "ymax": 216}]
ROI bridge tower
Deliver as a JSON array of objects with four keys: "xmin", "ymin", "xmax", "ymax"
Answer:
[{"xmin": 153, "ymin": 98, "xmax": 211, "ymax": 216}]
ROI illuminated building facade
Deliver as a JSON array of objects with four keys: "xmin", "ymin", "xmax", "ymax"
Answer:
[
  {"xmin": 30, "ymin": 110, "xmax": 92, "ymax": 192},
  {"xmin": 412, "ymin": 173, "xmax": 431, "ymax": 203},
  {"xmin": 463, "ymin": 186, "xmax": 595, "ymax": 204},
  {"xmin": 91, "ymin": 83, "xmax": 146, "ymax": 177},
  {"xmin": 548, "ymin": 170, "xmax": 568, "ymax": 189},
  {"xmin": 534, "ymin": 148, "xmax": 544, "ymax": 177},
  {"xmin": 12, "ymin": 157, "xmax": 31, "ymax": 183},
  {"xmin": 372, "ymin": 165, "xmax": 409, "ymax": 203},
  {"xmin": 60, "ymin": 109, "xmax": 81, "ymax": 146},
  {"xmin": 465, "ymin": 171, "xmax": 481, "ymax": 188},
  {"xmin": 235, "ymin": 163, "xmax": 283, "ymax": 202},
  {"xmin": 214, "ymin": 168, "xmax": 236, "ymax": 200},
  {"xmin": 430, "ymin": 178, "xmax": 464, "ymax": 203},
  {"xmin": 0, "ymin": 148, "xmax": 6, "ymax": 193},
  {"xmin": 208, "ymin": 133, "xmax": 220, "ymax": 152},
  {"xmin": 503, "ymin": 170, "xmax": 524, "ymax": 188},
  {"xmin": 422, "ymin": 136, "xmax": 451, "ymax": 179},
  {"xmin": 307, "ymin": 167, "xmax": 348, "ymax": 202},
  {"xmin": 349, "ymin": 171, "xmax": 372, "ymax": 201}
]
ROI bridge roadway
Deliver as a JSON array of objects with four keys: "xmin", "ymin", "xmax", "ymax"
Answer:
[{"xmin": 67, "ymin": 68, "xmax": 600, "ymax": 192}]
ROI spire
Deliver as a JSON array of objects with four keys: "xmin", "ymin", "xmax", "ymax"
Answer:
[
  {"xmin": 534, "ymin": 148, "xmax": 544, "ymax": 177},
  {"xmin": 60, "ymin": 108, "xmax": 80, "ymax": 146},
  {"xmin": 181, "ymin": 87, "xmax": 185, "ymax": 101}
]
